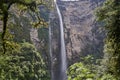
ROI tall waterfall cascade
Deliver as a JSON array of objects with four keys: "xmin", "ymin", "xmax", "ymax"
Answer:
[
  {"xmin": 55, "ymin": 1, "xmax": 67, "ymax": 80},
  {"xmin": 49, "ymin": 0, "xmax": 67, "ymax": 80}
]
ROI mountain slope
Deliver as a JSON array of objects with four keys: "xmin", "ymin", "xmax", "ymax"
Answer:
[{"xmin": 58, "ymin": 0, "xmax": 105, "ymax": 64}]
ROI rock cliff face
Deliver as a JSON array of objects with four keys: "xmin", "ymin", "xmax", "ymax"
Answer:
[{"xmin": 51, "ymin": 0, "xmax": 105, "ymax": 65}]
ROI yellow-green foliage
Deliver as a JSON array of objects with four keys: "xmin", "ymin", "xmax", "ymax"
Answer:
[
  {"xmin": 67, "ymin": 62, "xmax": 95, "ymax": 80},
  {"xmin": 96, "ymin": 0, "xmax": 120, "ymax": 76},
  {"xmin": 0, "ymin": 42, "xmax": 50, "ymax": 80},
  {"xmin": 67, "ymin": 55, "xmax": 117, "ymax": 80},
  {"xmin": 0, "ymin": 1, "xmax": 51, "ymax": 80}
]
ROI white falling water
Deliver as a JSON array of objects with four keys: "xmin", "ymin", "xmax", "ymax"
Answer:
[{"xmin": 54, "ymin": 0, "xmax": 67, "ymax": 80}]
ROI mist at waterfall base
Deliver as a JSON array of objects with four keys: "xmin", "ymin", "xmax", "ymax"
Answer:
[{"xmin": 49, "ymin": 0, "xmax": 67, "ymax": 80}]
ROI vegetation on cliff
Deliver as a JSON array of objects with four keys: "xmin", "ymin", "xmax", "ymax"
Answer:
[
  {"xmin": 0, "ymin": 0, "xmax": 51, "ymax": 80},
  {"xmin": 0, "ymin": 42, "xmax": 50, "ymax": 80},
  {"xmin": 0, "ymin": 0, "xmax": 120, "ymax": 80},
  {"xmin": 96, "ymin": 0, "xmax": 120, "ymax": 78},
  {"xmin": 67, "ymin": 0, "xmax": 120, "ymax": 79}
]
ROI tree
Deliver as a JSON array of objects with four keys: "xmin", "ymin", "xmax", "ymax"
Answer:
[
  {"xmin": 67, "ymin": 62, "xmax": 95, "ymax": 80},
  {"xmin": 0, "ymin": 0, "xmax": 51, "ymax": 80},
  {"xmin": 96, "ymin": 0, "xmax": 120, "ymax": 78},
  {"xmin": 0, "ymin": 42, "xmax": 50, "ymax": 80},
  {"xmin": 67, "ymin": 55, "xmax": 117, "ymax": 80}
]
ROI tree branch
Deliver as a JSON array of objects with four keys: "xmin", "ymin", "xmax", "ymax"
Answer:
[
  {"xmin": 2, "ymin": 11, "xmax": 8, "ymax": 54},
  {"xmin": 3, "ymin": 0, "xmax": 36, "ymax": 9}
]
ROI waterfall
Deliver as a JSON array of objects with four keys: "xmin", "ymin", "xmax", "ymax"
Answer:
[
  {"xmin": 54, "ymin": 0, "xmax": 67, "ymax": 80},
  {"xmin": 49, "ymin": 0, "xmax": 67, "ymax": 80}
]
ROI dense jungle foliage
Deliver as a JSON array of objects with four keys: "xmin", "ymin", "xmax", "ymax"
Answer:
[
  {"xmin": 0, "ymin": 0, "xmax": 120, "ymax": 80},
  {"xmin": 0, "ymin": 0, "xmax": 51, "ymax": 80}
]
